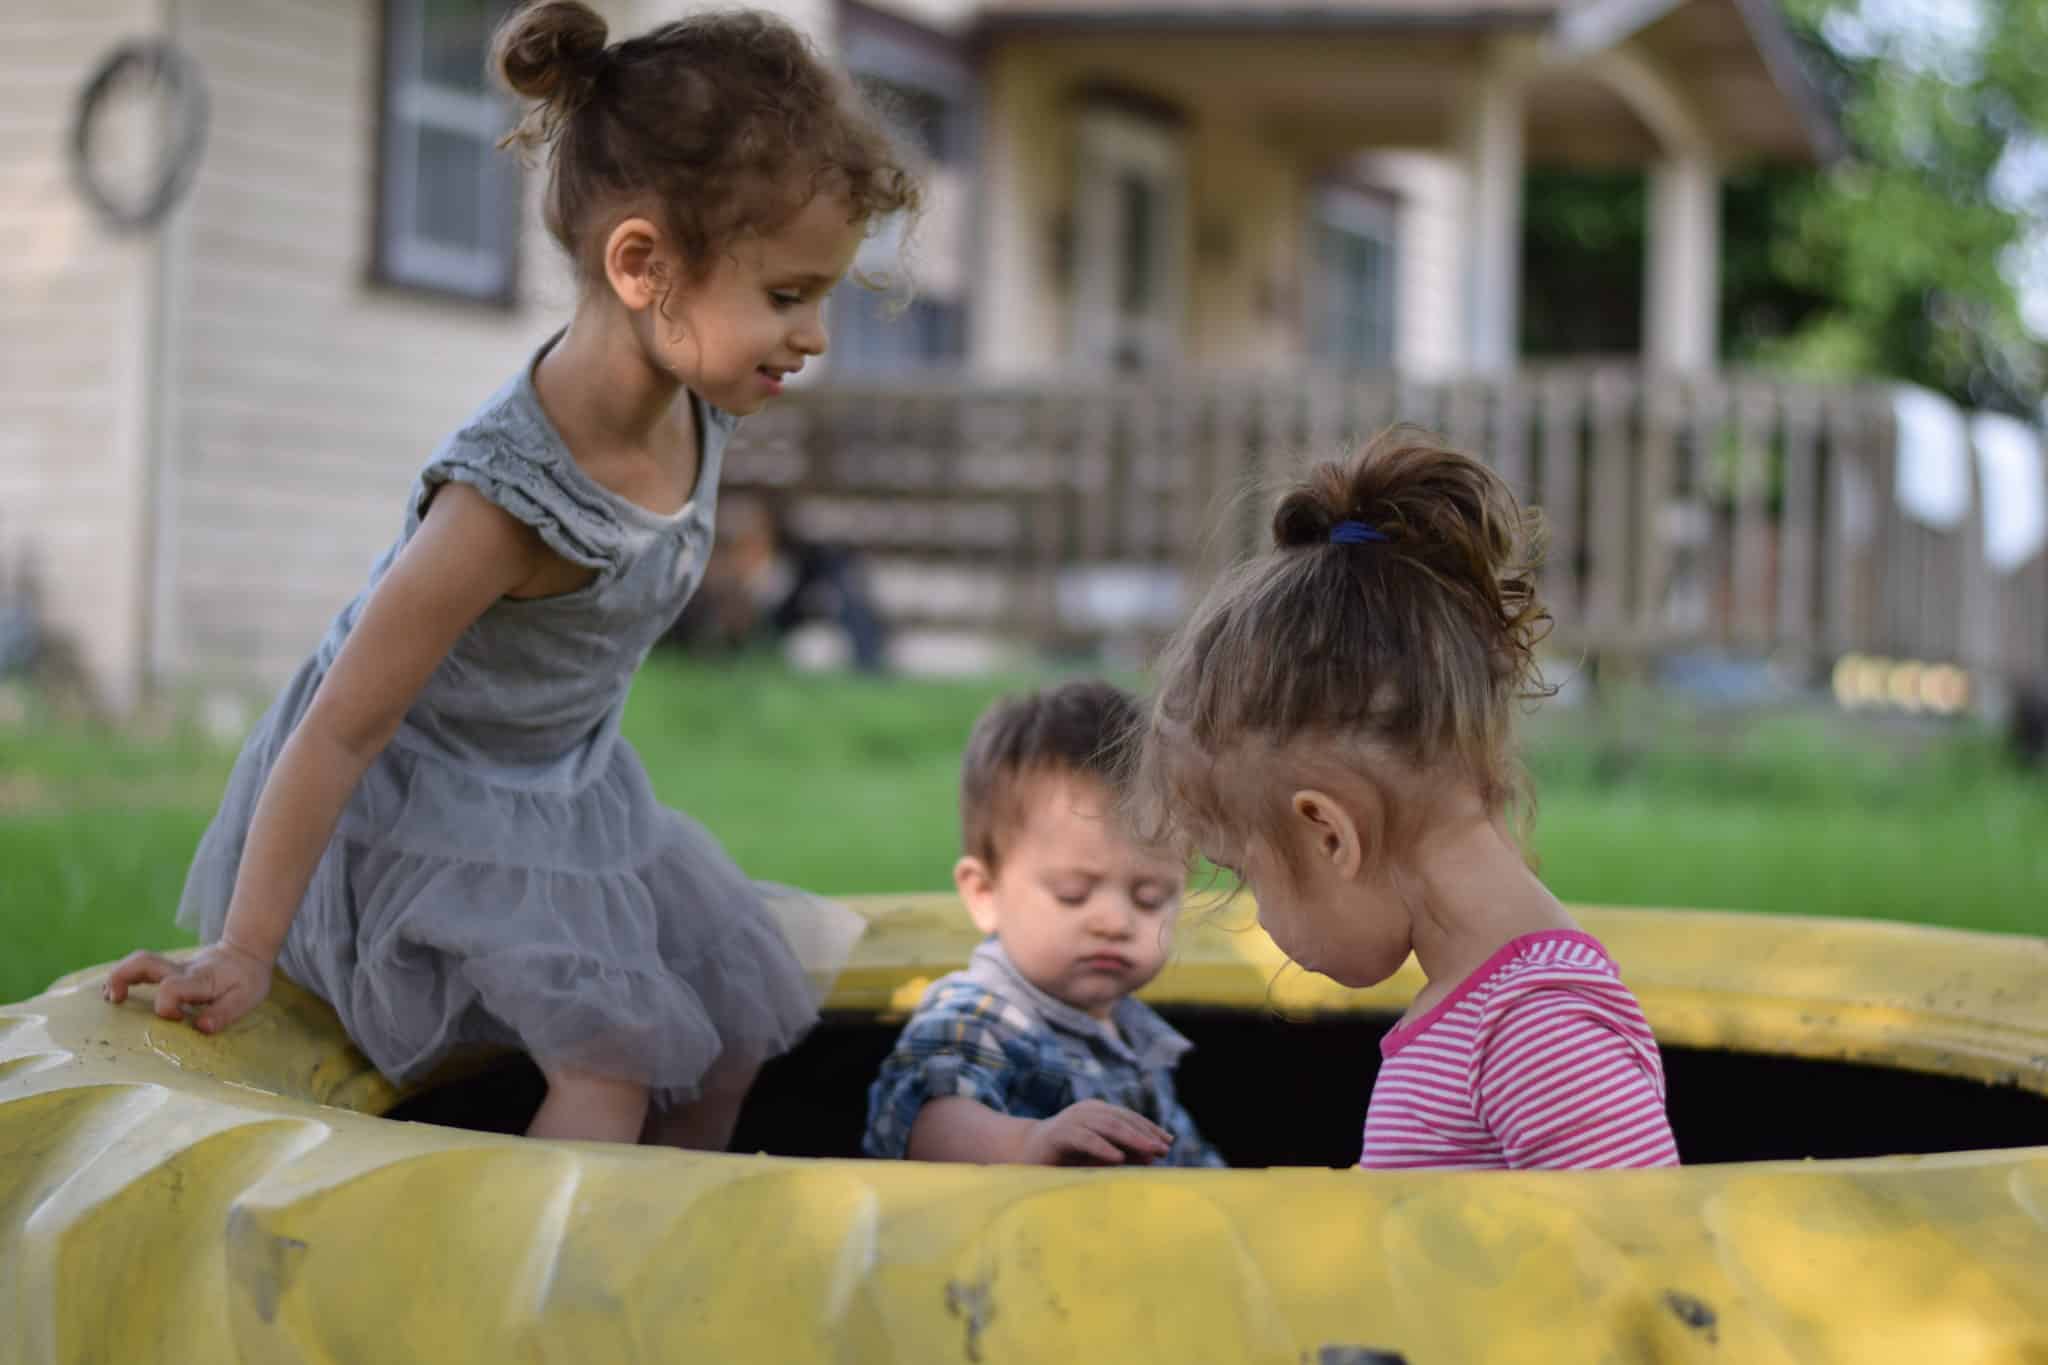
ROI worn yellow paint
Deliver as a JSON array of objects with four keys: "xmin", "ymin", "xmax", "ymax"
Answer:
[{"xmin": 4, "ymin": 896, "xmax": 2048, "ymax": 1364}]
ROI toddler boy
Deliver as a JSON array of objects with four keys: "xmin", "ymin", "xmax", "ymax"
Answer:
[{"xmin": 863, "ymin": 681, "xmax": 1222, "ymax": 1167}]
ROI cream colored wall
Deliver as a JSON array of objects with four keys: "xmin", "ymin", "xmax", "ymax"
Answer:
[
  {"xmin": 0, "ymin": 6, "xmax": 164, "ymax": 711},
  {"xmin": 154, "ymin": 0, "xmax": 589, "ymax": 689}
]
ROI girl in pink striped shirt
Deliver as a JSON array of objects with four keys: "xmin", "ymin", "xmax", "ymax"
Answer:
[{"xmin": 1136, "ymin": 430, "xmax": 1678, "ymax": 1171}]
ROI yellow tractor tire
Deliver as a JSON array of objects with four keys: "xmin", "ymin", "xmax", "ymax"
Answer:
[{"xmin": 4, "ymin": 896, "xmax": 2047, "ymax": 1364}]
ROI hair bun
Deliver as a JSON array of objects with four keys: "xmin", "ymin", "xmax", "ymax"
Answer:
[
  {"xmin": 1271, "ymin": 464, "xmax": 1356, "ymax": 550},
  {"xmin": 494, "ymin": 0, "xmax": 609, "ymax": 111}
]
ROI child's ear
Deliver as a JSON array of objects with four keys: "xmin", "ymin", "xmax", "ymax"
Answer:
[
  {"xmin": 1289, "ymin": 789, "xmax": 1364, "ymax": 880},
  {"xmin": 602, "ymin": 215, "xmax": 667, "ymax": 313},
  {"xmin": 954, "ymin": 856, "xmax": 1002, "ymax": 936}
]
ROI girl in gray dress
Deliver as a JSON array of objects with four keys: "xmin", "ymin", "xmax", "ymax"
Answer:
[{"xmin": 104, "ymin": 2, "xmax": 921, "ymax": 1147}]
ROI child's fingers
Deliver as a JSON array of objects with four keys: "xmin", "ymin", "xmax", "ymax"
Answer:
[
  {"xmin": 102, "ymin": 950, "xmax": 179, "ymax": 1004},
  {"xmin": 1088, "ymin": 1109, "xmax": 1171, "ymax": 1156},
  {"xmin": 153, "ymin": 968, "xmax": 220, "ymax": 1022},
  {"xmin": 1060, "ymin": 1128, "xmax": 1127, "ymax": 1164},
  {"xmin": 1103, "ymin": 1106, "xmax": 1173, "ymax": 1147},
  {"xmin": 1103, "ymin": 1104, "xmax": 1173, "ymax": 1146},
  {"xmin": 1075, "ymin": 1099, "xmax": 1173, "ymax": 1144},
  {"xmin": 194, "ymin": 997, "xmax": 241, "ymax": 1035}
]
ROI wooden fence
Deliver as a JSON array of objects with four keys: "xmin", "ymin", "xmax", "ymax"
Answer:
[{"xmin": 722, "ymin": 368, "xmax": 2048, "ymax": 683}]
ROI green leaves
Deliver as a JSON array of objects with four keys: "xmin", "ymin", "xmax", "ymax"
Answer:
[{"xmin": 1749, "ymin": 0, "xmax": 2048, "ymax": 412}]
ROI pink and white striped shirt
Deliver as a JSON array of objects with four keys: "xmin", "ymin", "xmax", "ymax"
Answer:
[{"xmin": 1359, "ymin": 930, "xmax": 1678, "ymax": 1171}]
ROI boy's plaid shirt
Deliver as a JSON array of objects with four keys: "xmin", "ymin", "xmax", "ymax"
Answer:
[{"xmin": 863, "ymin": 940, "xmax": 1224, "ymax": 1167}]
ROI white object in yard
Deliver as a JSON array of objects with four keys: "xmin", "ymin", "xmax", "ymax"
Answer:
[
  {"xmin": 1969, "ymin": 414, "xmax": 2048, "ymax": 573},
  {"xmin": 200, "ymin": 691, "xmax": 250, "ymax": 745},
  {"xmin": 783, "ymin": 622, "xmax": 853, "ymax": 673},
  {"xmin": 1890, "ymin": 386, "xmax": 1972, "ymax": 529},
  {"xmin": 1056, "ymin": 565, "xmax": 1183, "ymax": 631},
  {"xmin": 890, "ymin": 631, "xmax": 1017, "ymax": 677}
]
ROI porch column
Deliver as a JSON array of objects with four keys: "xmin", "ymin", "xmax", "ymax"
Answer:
[
  {"xmin": 1644, "ymin": 154, "xmax": 1721, "ymax": 371},
  {"xmin": 1460, "ymin": 55, "xmax": 1525, "ymax": 375},
  {"xmin": 968, "ymin": 53, "xmax": 1057, "ymax": 374}
]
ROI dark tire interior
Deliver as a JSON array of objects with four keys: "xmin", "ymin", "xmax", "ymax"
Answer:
[{"xmin": 386, "ymin": 1007, "xmax": 2048, "ymax": 1165}]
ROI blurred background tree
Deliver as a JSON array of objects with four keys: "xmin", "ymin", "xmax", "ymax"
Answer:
[{"xmin": 1523, "ymin": 0, "xmax": 2048, "ymax": 416}]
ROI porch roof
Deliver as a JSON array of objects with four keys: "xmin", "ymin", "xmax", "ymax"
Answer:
[
  {"xmin": 972, "ymin": 0, "xmax": 1839, "ymax": 165},
  {"xmin": 977, "ymin": 0, "xmax": 1559, "ymax": 28}
]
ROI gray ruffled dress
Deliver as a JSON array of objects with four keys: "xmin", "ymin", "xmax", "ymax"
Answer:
[{"xmin": 178, "ymin": 342, "xmax": 862, "ymax": 1110}]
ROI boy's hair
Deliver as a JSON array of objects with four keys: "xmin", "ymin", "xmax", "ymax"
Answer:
[
  {"xmin": 493, "ymin": 2, "xmax": 920, "ymax": 282},
  {"xmin": 1136, "ymin": 427, "xmax": 1554, "ymax": 873},
  {"xmin": 961, "ymin": 680, "xmax": 1143, "ymax": 870}
]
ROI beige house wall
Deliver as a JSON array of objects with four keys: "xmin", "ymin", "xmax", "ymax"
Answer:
[
  {"xmin": 0, "ymin": 6, "xmax": 166, "ymax": 712},
  {"xmin": 154, "ymin": 0, "xmax": 594, "ymax": 689}
]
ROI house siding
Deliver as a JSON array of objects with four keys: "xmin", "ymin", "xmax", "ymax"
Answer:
[
  {"xmin": 155, "ymin": 0, "xmax": 605, "ymax": 689},
  {"xmin": 0, "ymin": 9, "xmax": 164, "ymax": 711}
]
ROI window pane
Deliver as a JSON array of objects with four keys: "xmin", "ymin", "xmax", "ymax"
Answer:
[
  {"xmin": 414, "ymin": 124, "xmax": 486, "ymax": 249},
  {"xmin": 1315, "ymin": 218, "xmax": 1393, "ymax": 369},
  {"xmin": 419, "ymin": 0, "xmax": 497, "ymax": 92},
  {"xmin": 1119, "ymin": 173, "xmax": 1155, "ymax": 314},
  {"xmin": 377, "ymin": 0, "xmax": 519, "ymax": 299},
  {"xmin": 827, "ymin": 285, "xmax": 965, "ymax": 374}
]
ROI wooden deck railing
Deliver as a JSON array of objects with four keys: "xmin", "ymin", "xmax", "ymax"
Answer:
[{"xmin": 722, "ymin": 368, "xmax": 2048, "ymax": 682}]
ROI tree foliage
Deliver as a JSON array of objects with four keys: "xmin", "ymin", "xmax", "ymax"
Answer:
[{"xmin": 1523, "ymin": 0, "xmax": 2048, "ymax": 414}]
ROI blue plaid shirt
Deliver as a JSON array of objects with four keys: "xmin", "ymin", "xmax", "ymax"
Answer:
[{"xmin": 863, "ymin": 940, "xmax": 1224, "ymax": 1167}]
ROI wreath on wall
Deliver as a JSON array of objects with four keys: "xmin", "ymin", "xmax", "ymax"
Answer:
[{"xmin": 69, "ymin": 39, "xmax": 210, "ymax": 233}]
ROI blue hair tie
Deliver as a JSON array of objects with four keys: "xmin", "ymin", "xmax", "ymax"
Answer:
[{"xmin": 1330, "ymin": 520, "xmax": 1388, "ymax": 545}]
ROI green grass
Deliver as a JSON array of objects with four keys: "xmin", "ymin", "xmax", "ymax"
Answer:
[
  {"xmin": 619, "ymin": 662, "xmax": 1043, "ymax": 893},
  {"xmin": 2, "ymin": 660, "xmax": 2044, "ymax": 1002},
  {"xmin": 3, "ymin": 806, "xmax": 221, "ymax": 1000},
  {"xmin": 1522, "ymin": 702, "xmax": 2048, "ymax": 934}
]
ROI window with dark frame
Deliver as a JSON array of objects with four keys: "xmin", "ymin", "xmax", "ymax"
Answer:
[
  {"xmin": 828, "ymin": 9, "xmax": 973, "ymax": 376},
  {"xmin": 374, "ymin": 0, "xmax": 522, "ymax": 304}
]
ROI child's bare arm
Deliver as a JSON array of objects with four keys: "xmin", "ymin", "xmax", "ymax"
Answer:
[
  {"xmin": 909, "ymin": 1096, "xmax": 1173, "ymax": 1166},
  {"xmin": 104, "ymin": 485, "xmax": 552, "ymax": 1032}
]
